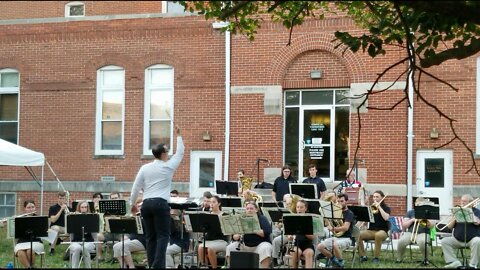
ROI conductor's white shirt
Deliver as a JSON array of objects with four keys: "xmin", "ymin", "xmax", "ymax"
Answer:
[{"xmin": 130, "ymin": 136, "xmax": 184, "ymax": 205}]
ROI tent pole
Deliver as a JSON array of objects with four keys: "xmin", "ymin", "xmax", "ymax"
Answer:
[{"xmin": 41, "ymin": 165, "xmax": 44, "ymax": 215}]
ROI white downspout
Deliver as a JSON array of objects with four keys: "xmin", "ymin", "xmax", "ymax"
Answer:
[
  {"xmin": 41, "ymin": 165, "xmax": 44, "ymax": 215},
  {"xmin": 407, "ymin": 46, "xmax": 414, "ymax": 212},
  {"xmin": 212, "ymin": 22, "xmax": 231, "ymax": 181}
]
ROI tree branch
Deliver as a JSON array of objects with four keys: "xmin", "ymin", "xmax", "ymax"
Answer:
[{"xmin": 419, "ymin": 37, "xmax": 480, "ymax": 68}]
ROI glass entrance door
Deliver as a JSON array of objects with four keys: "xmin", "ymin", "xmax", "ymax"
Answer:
[{"xmin": 300, "ymin": 107, "xmax": 333, "ymax": 180}]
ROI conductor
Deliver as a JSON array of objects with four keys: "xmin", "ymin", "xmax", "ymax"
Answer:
[{"xmin": 130, "ymin": 125, "xmax": 184, "ymax": 268}]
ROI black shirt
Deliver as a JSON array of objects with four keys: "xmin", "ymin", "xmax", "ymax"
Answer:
[
  {"xmin": 273, "ymin": 176, "xmax": 296, "ymax": 201},
  {"xmin": 453, "ymin": 207, "xmax": 480, "ymax": 242},
  {"xmin": 340, "ymin": 208, "xmax": 355, "ymax": 238},
  {"xmin": 243, "ymin": 214, "xmax": 272, "ymax": 247},
  {"xmin": 368, "ymin": 204, "xmax": 391, "ymax": 232},
  {"xmin": 48, "ymin": 204, "xmax": 66, "ymax": 227}
]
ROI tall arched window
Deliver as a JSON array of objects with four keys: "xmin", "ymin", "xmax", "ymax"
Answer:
[
  {"xmin": 0, "ymin": 68, "xmax": 20, "ymax": 144},
  {"xmin": 144, "ymin": 64, "xmax": 174, "ymax": 156},
  {"xmin": 95, "ymin": 66, "xmax": 125, "ymax": 155}
]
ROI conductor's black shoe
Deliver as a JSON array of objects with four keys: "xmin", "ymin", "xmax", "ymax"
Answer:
[
  {"xmin": 49, "ymin": 248, "xmax": 55, "ymax": 255},
  {"xmin": 360, "ymin": 256, "xmax": 368, "ymax": 262}
]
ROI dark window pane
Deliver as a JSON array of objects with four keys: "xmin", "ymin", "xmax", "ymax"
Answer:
[
  {"xmin": 0, "ymin": 122, "xmax": 17, "ymax": 144},
  {"xmin": 304, "ymin": 110, "xmax": 330, "ymax": 144},
  {"xmin": 285, "ymin": 91, "xmax": 300, "ymax": 106},
  {"xmin": 424, "ymin": 158, "xmax": 444, "ymax": 188},
  {"xmin": 101, "ymin": 121, "xmax": 122, "ymax": 150},
  {"xmin": 303, "ymin": 146, "xmax": 330, "ymax": 178},
  {"xmin": 335, "ymin": 107, "xmax": 350, "ymax": 181},
  {"xmin": 335, "ymin": 90, "xmax": 350, "ymax": 105},
  {"xmin": 149, "ymin": 121, "xmax": 171, "ymax": 149},
  {"xmin": 0, "ymin": 94, "xmax": 18, "ymax": 120},
  {"xmin": 302, "ymin": 90, "xmax": 333, "ymax": 105},
  {"xmin": 285, "ymin": 108, "xmax": 299, "ymax": 178},
  {"xmin": 199, "ymin": 158, "xmax": 215, "ymax": 188},
  {"xmin": 70, "ymin": 5, "xmax": 84, "ymax": 16}
]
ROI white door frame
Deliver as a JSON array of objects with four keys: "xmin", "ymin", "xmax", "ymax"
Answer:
[
  {"xmin": 190, "ymin": 151, "xmax": 222, "ymax": 198},
  {"xmin": 299, "ymin": 105, "xmax": 335, "ymax": 181},
  {"xmin": 416, "ymin": 149, "xmax": 453, "ymax": 216}
]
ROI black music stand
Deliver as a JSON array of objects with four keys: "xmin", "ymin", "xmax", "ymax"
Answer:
[
  {"xmin": 289, "ymin": 183, "xmax": 317, "ymax": 199},
  {"xmin": 262, "ymin": 207, "xmax": 290, "ymax": 267},
  {"xmin": 99, "ymin": 200, "xmax": 126, "ymax": 216},
  {"xmin": 66, "ymin": 214, "xmax": 100, "ymax": 268},
  {"xmin": 169, "ymin": 202, "xmax": 197, "ymax": 269},
  {"xmin": 283, "ymin": 214, "xmax": 314, "ymax": 263},
  {"xmin": 187, "ymin": 212, "xmax": 222, "ymax": 268},
  {"xmin": 304, "ymin": 199, "xmax": 321, "ymax": 215},
  {"xmin": 108, "ymin": 218, "xmax": 141, "ymax": 269},
  {"xmin": 258, "ymin": 202, "xmax": 284, "ymax": 215},
  {"xmin": 349, "ymin": 205, "xmax": 375, "ymax": 223},
  {"xmin": 72, "ymin": 201, "xmax": 95, "ymax": 213},
  {"xmin": 216, "ymin": 180, "xmax": 239, "ymax": 196},
  {"xmin": 15, "ymin": 216, "xmax": 48, "ymax": 269},
  {"xmin": 451, "ymin": 207, "xmax": 476, "ymax": 269},
  {"xmin": 414, "ymin": 204, "xmax": 439, "ymax": 267}
]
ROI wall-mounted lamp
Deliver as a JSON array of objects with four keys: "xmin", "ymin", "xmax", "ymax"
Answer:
[
  {"xmin": 310, "ymin": 69, "xmax": 322, "ymax": 79},
  {"xmin": 202, "ymin": 131, "xmax": 212, "ymax": 141},
  {"xmin": 429, "ymin": 128, "xmax": 439, "ymax": 139}
]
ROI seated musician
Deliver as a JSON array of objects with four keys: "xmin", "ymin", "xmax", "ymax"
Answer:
[
  {"xmin": 167, "ymin": 207, "xmax": 190, "ymax": 268},
  {"xmin": 338, "ymin": 168, "xmax": 364, "ymax": 205},
  {"xmin": 225, "ymin": 200, "xmax": 273, "ymax": 268},
  {"xmin": 339, "ymin": 168, "xmax": 362, "ymax": 192},
  {"xmin": 48, "ymin": 191, "xmax": 70, "ymax": 255},
  {"xmin": 317, "ymin": 193, "xmax": 354, "ymax": 268},
  {"xmin": 197, "ymin": 195, "xmax": 228, "ymax": 269},
  {"xmin": 113, "ymin": 198, "xmax": 146, "ymax": 269},
  {"xmin": 288, "ymin": 199, "xmax": 315, "ymax": 269},
  {"xmin": 358, "ymin": 190, "xmax": 391, "ymax": 264},
  {"xmin": 14, "ymin": 200, "xmax": 45, "ymax": 268},
  {"xmin": 271, "ymin": 193, "xmax": 294, "ymax": 267},
  {"xmin": 69, "ymin": 200, "xmax": 98, "ymax": 268},
  {"xmin": 395, "ymin": 197, "xmax": 435, "ymax": 263},
  {"xmin": 441, "ymin": 194, "xmax": 480, "ymax": 268}
]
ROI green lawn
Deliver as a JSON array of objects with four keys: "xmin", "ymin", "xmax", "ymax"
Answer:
[
  {"xmin": 0, "ymin": 225, "xmax": 465, "ymax": 268},
  {"xmin": 0, "ymin": 226, "xmax": 146, "ymax": 268}
]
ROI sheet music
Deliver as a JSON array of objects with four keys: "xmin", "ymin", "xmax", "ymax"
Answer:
[
  {"xmin": 183, "ymin": 213, "xmax": 193, "ymax": 232},
  {"xmin": 451, "ymin": 207, "xmax": 475, "ymax": 223},
  {"xmin": 219, "ymin": 213, "xmax": 261, "ymax": 235},
  {"xmin": 319, "ymin": 201, "xmax": 342, "ymax": 219},
  {"xmin": 170, "ymin": 197, "xmax": 188, "ymax": 204}
]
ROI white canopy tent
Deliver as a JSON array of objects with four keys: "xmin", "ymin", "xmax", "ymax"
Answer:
[{"xmin": 0, "ymin": 138, "xmax": 45, "ymax": 214}]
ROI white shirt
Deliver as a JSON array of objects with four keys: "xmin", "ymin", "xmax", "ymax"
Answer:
[{"xmin": 130, "ymin": 136, "xmax": 184, "ymax": 205}]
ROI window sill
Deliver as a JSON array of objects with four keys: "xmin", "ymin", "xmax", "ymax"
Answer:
[{"xmin": 93, "ymin": 155, "xmax": 125, "ymax": 159}]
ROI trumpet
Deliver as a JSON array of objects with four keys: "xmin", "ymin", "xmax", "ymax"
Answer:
[
  {"xmin": 371, "ymin": 193, "xmax": 388, "ymax": 214},
  {"xmin": 436, "ymin": 197, "xmax": 480, "ymax": 231}
]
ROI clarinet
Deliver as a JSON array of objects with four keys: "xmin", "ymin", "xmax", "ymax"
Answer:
[{"xmin": 236, "ymin": 235, "xmax": 243, "ymax": 250}]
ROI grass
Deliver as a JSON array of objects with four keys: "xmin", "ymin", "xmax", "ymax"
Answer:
[
  {"xmin": 0, "ymin": 225, "xmax": 467, "ymax": 268},
  {"xmin": 0, "ymin": 226, "xmax": 146, "ymax": 268}
]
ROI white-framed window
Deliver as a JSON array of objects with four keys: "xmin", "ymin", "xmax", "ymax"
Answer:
[
  {"xmin": 65, "ymin": 1, "xmax": 85, "ymax": 17},
  {"xmin": 95, "ymin": 65, "xmax": 125, "ymax": 156},
  {"xmin": 0, "ymin": 69, "xmax": 20, "ymax": 144},
  {"xmin": 0, "ymin": 193, "xmax": 16, "ymax": 218},
  {"xmin": 143, "ymin": 64, "xmax": 174, "ymax": 156},
  {"xmin": 161, "ymin": 0, "xmax": 189, "ymax": 13}
]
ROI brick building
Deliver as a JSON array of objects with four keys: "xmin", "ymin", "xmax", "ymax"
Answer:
[{"xmin": 0, "ymin": 1, "xmax": 478, "ymax": 217}]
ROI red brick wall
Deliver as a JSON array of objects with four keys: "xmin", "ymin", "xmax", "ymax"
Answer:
[
  {"xmin": 0, "ymin": 1, "xmax": 162, "ymax": 19},
  {"xmin": 0, "ymin": 3, "xmax": 477, "ymax": 202}
]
